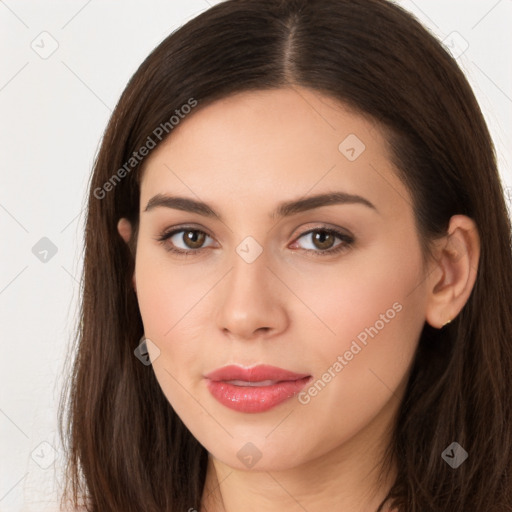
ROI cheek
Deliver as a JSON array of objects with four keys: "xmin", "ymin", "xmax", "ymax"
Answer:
[
  {"xmin": 133, "ymin": 246, "xmax": 218, "ymax": 404},
  {"xmin": 134, "ymin": 242, "xmax": 214, "ymax": 340},
  {"xmin": 135, "ymin": 259, "xmax": 206, "ymax": 427},
  {"xmin": 289, "ymin": 234, "xmax": 424, "ymax": 350},
  {"xmin": 292, "ymin": 239, "xmax": 425, "ymax": 438}
]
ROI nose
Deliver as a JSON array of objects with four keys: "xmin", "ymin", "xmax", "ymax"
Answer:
[{"xmin": 215, "ymin": 247, "xmax": 289, "ymax": 341}]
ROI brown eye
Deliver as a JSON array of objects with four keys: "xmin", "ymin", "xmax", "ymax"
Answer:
[
  {"xmin": 156, "ymin": 227, "xmax": 215, "ymax": 255},
  {"xmin": 293, "ymin": 227, "xmax": 354, "ymax": 257},
  {"xmin": 311, "ymin": 230, "xmax": 336, "ymax": 250},
  {"xmin": 182, "ymin": 230, "xmax": 206, "ymax": 249}
]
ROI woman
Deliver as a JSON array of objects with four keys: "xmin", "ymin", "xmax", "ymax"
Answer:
[{"xmin": 59, "ymin": 0, "xmax": 512, "ymax": 510}]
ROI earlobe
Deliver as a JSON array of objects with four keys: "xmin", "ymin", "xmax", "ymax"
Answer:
[
  {"xmin": 117, "ymin": 218, "xmax": 132, "ymax": 244},
  {"xmin": 424, "ymin": 215, "xmax": 480, "ymax": 329}
]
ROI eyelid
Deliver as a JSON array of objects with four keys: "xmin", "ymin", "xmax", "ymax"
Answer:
[
  {"xmin": 157, "ymin": 223, "xmax": 215, "ymax": 241},
  {"xmin": 289, "ymin": 222, "xmax": 354, "ymax": 241}
]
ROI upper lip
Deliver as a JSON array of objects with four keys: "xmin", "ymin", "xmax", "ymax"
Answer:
[{"xmin": 204, "ymin": 364, "xmax": 310, "ymax": 382}]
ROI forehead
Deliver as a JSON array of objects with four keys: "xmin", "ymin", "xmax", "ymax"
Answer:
[{"xmin": 139, "ymin": 87, "xmax": 412, "ymax": 223}]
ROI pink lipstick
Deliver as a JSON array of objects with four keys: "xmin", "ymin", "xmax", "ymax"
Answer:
[{"xmin": 204, "ymin": 364, "xmax": 311, "ymax": 413}]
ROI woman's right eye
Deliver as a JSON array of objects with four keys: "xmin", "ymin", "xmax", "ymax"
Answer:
[{"xmin": 156, "ymin": 228, "xmax": 216, "ymax": 256}]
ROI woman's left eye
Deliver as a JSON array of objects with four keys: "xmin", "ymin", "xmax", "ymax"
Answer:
[
  {"xmin": 292, "ymin": 228, "xmax": 354, "ymax": 256},
  {"xmin": 156, "ymin": 226, "xmax": 354, "ymax": 257}
]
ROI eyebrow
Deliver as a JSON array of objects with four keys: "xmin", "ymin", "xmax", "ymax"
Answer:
[{"xmin": 144, "ymin": 191, "xmax": 378, "ymax": 221}]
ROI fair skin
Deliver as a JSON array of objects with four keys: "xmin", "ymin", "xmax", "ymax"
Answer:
[{"xmin": 117, "ymin": 86, "xmax": 480, "ymax": 512}]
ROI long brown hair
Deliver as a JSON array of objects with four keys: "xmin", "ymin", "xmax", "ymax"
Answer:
[{"xmin": 58, "ymin": 0, "xmax": 512, "ymax": 510}]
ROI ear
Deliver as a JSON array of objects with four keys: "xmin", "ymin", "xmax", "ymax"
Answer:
[
  {"xmin": 424, "ymin": 215, "xmax": 480, "ymax": 329},
  {"xmin": 117, "ymin": 217, "xmax": 132, "ymax": 243},
  {"xmin": 117, "ymin": 218, "xmax": 137, "ymax": 293}
]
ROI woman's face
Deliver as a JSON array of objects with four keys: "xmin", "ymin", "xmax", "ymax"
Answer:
[{"xmin": 133, "ymin": 87, "xmax": 430, "ymax": 471}]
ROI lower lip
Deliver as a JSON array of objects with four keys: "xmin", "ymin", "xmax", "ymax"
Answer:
[{"xmin": 205, "ymin": 376, "xmax": 311, "ymax": 413}]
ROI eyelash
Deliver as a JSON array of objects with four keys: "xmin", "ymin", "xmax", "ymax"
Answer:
[{"xmin": 155, "ymin": 225, "xmax": 355, "ymax": 258}]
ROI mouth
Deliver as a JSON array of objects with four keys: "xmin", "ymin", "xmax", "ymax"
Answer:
[
  {"xmin": 204, "ymin": 364, "xmax": 312, "ymax": 413},
  {"xmin": 223, "ymin": 379, "xmax": 282, "ymax": 386}
]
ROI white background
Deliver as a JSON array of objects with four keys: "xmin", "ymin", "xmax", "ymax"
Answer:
[{"xmin": 1, "ymin": 1, "xmax": 511, "ymax": 510}]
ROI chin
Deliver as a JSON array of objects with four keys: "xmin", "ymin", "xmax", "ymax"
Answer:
[{"xmin": 204, "ymin": 434, "xmax": 315, "ymax": 472}]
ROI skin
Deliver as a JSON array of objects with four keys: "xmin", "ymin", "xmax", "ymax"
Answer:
[{"xmin": 117, "ymin": 86, "xmax": 480, "ymax": 512}]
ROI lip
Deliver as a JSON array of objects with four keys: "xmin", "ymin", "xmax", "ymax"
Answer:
[{"xmin": 204, "ymin": 364, "xmax": 312, "ymax": 413}]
